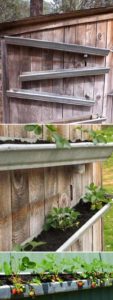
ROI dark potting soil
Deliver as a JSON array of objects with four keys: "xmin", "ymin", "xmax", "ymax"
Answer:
[
  {"xmin": 0, "ymin": 274, "xmax": 76, "ymax": 285},
  {"xmin": 24, "ymin": 200, "xmax": 100, "ymax": 252},
  {"xmin": 0, "ymin": 273, "xmax": 83, "ymax": 285},
  {"xmin": 0, "ymin": 272, "xmax": 107, "ymax": 286},
  {"xmin": 0, "ymin": 139, "xmax": 90, "ymax": 145},
  {"xmin": 0, "ymin": 139, "xmax": 53, "ymax": 145}
]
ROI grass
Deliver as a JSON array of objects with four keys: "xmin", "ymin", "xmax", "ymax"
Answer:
[
  {"xmin": 95, "ymin": 126, "xmax": 113, "ymax": 250},
  {"xmin": 103, "ymin": 153, "xmax": 113, "ymax": 251}
]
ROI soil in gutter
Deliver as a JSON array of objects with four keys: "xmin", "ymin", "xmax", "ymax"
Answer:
[
  {"xmin": 0, "ymin": 139, "xmax": 90, "ymax": 144},
  {"xmin": 23, "ymin": 200, "xmax": 107, "ymax": 252},
  {"xmin": 0, "ymin": 272, "xmax": 112, "ymax": 286}
]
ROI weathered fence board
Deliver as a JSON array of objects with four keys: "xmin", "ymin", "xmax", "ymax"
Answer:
[{"xmin": 0, "ymin": 8, "xmax": 113, "ymax": 123}]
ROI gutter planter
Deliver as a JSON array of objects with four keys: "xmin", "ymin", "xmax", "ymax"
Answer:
[
  {"xmin": 0, "ymin": 142, "xmax": 113, "ymax": 170},
  {"xmin": 0, "ymin": 278, "xmax": 113, "ymax": 299},
  {"xmin": 24, "ymin": 201, "xmax": 112, "ymax": 252}
]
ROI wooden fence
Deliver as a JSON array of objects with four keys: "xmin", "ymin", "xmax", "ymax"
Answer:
[
  {"xmin": 0, "ymin": 44, "xmax": 3, "ymax": 123},
  {"xmin": 0, "ymin": 8, "xmax": 113, "ymax": 123},
  {"xmin": 0, "ymin": 124, "xmax": 103, "ymax": 251}
]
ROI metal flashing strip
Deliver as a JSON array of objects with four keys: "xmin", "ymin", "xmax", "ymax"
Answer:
[
  {"xmin": 19, "ymin": 67, "xmax": 110, "ymax": 81},
  {"xmin": 5, "ymin": 36, "xmax": 110, "ymax": 56},
  {"xmin": 7, "ymin": 89, "xmax": 95, "ymax": 106}
]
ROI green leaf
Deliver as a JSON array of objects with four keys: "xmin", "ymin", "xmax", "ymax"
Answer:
[
  {"xmin": 3, "ymin": 262, "xmax": 11, "ymax": 275},
  {"xmin": 46, "ymin": 125, "xmax": 57, "ymax": 132},
  {"xmin": 24, "ymin": 125, "xmax": 37, "ymax": 132},
  {"xmin": 22, "ymin": 256, "xmax": 30, "ymax": 265},
  {"xmin": 34, "ymin": 125, "xmax": 42, "ymax": 135}
]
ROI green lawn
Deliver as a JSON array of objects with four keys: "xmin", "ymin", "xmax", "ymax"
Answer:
[{"xmin": 103, "ymin": 153, "xmax": 113, "ymax": 251}]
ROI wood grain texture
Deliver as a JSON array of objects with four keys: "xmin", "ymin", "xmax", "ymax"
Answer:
[
  {"xmin": 29, "ymin": 31, "xmax": 43, "ymax": 123},
  {"xmin": 93, "ymin": 219, "xmax": 102, "ymax": 251},
  {"xmin": 11, "ymin": 170, "xmax": 29, "ymax": 245},
  {"xmin": 93, "ymin": 21, "xmax": 107, "ymax": 116},
  {"xmin": 52, "ymin": 28, "xmax": 64, "ymax": 120},
  {"xmin": 84, "ymin": 23, "xmax": 96, "ymax": 116},
  {"xmin": 40, "ymin": 30, "xmax": 54, "ymax": 121},
  {"xmin": 8, "ymin": 42, "xmax": 22, "ymax": 123},
  {"xmin": 1, "ymin": 7, "xmax": 113, "ymax": 35},
  {"xmin": 29, "ymin": 168, "xmax": 45, "ymax": 237},
  {"xmin": 63, "ymin": 26, "xmax": 75, "ymax": 118},
  {"xmin": 2, "ymin": 16, "xmax": 111, "ymax": 123},
  {"xmin": 1, "ymin": 40, "xmax": 10, "ymax": 123},
  {"xmin": 17, "ymin": 33, "xmax": 32, "ymax": 124},
  {"xmin": 104, "ymin": 20, "xmax": 113, "ymax": 122},
  {"xmin": 0, "ymin": 171, "xmax": 12, "ymax": 251},
  {"xmin": 82, "ymin": 227, "xmax": 93, "ymax": 251},
  {"xmin": 1, "ymin": 16, "xmax": 113, "ymax": 123},
  {"xmin": 73, "ymin": 24, "xmax": 88, "ymax": 117}
]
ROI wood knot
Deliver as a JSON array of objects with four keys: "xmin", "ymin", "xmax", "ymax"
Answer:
[
  {"xmin": 98, "ymin": 33, "xmax": 102, "ymax": 40},
  {"xmin": 60, "ymin": 193, "xmax": 69, "ymax": 207}
]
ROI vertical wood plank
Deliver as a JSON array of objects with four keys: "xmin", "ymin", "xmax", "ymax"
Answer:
[
  {"xmin": 30, "ymin": 31, "xmax": 43, "ymax": 122},
  {"xmin": 52, "ymin": 28, "xmax": 64, "ymax": 120},
  {"xmin": 71, "ymin": 241, "xmax": 81, "ymax": 251},
  {"xmin": 63, "ymin": 26, "xmax": 75, "ymax": 118},
  {"xmin": 56, "ymin": 125, "xmax": 72, "ymax": 208},
  {"xmin": 82, "ymin": 227, "xmax": 93, "ymax": 251},
  {"xmin": 93, "ymin": 21, "xmax": 107, "ymax": 116},
  {"xmin": 73, "ymin": 24, "xmax": 87, "ymax": 117},
  {"xmin": 0, "ymin": 171, "xmax": 12, "ymax": 251},
  {"xmin": 81, "ymin": 163, "xmax": 93, "ymax": 196},
  {"xmin": 8, "ymin": 44, "xmax": 22, "ymax": 123},
  {"xmin": 1, "ymin": 40, "xmax": 10, "ymax": 123},
  {"xmin": 104, "ymin": 20, "xmax": 113, "ymax": 122},
  {"xmin": 44, "ymin": 167, "xmax": 59, "ymax": 215},
  {"xmin": 17, "ymin": 34, "xmax": 32, "ymax": 124},
  {"xmin": 29, "ymin": 168, "xmax": 45, "ymax": 237},
  {"xmin": 93, "ymin": 219, "xmax": 102, "ymax": 251},
  {"xmin": 40, "ymin": 29, "xmax": 54, "ymax": 121},
  {"xmin": 11, "ymin": 169, "xmax": 30, "ymax": 245},
  {"xmin": 84, "ymin": 23, "xmax": 96, "ymax": 116},
  {"xmin": 0, "ymin": 124, "xmax": 8, "ymax": 136}
]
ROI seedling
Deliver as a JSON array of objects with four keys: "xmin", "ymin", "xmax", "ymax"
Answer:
[
  {"xmin": 25, "ymin": 124, "xmax": 71, "ymax": 148},
  {"xmin": 82, "ymin": 183, "xmax": 110, "ymax": 210},
  {"xmin": 43, "ymin": 207, "xmax": 80, "ymax": 231},
  {"xmin": 13, "ymin": 241, "xmax": 46, "ymax": 252},
  {"xmin": 76, "ymin": 127, "xmax": 108, "ymax": 144}
]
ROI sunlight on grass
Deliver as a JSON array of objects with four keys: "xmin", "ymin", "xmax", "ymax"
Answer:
[
  {"xmin": 100, "ymin": 126, "xmax": 113, "ymax": 250},
  {"xmin": 103, "ymin": 152, "xmax": 113, "ymax": 251}
]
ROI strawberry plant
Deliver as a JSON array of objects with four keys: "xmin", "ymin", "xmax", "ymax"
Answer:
[
  {"xmin": 76, "ymin": 127, "xmax": 108, "ymax": 144},
  {"xmin": 29, "ymin": 289, "xmax": 35, "ymax": 297},
  {"xmin": 11, "ymin": 276, "xmax": 25, "ymax": 295},
  {"xmin": 77, "ymin": 281, "xmax": 84, "ymax": 288},
  {"xmin": 82, "ymin": 183, "xmax": 111, "ymax": 210},
  {"xmin": 13, "ymin": 241, "xmax": 46, "ymax": 252},
  {"xmin": 43, "ymin": 207, "xmax": 80, "ymax": 231},
  {"xmin": 25, "ymin": 124, "xmax": 70, "ymax": 148}
]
